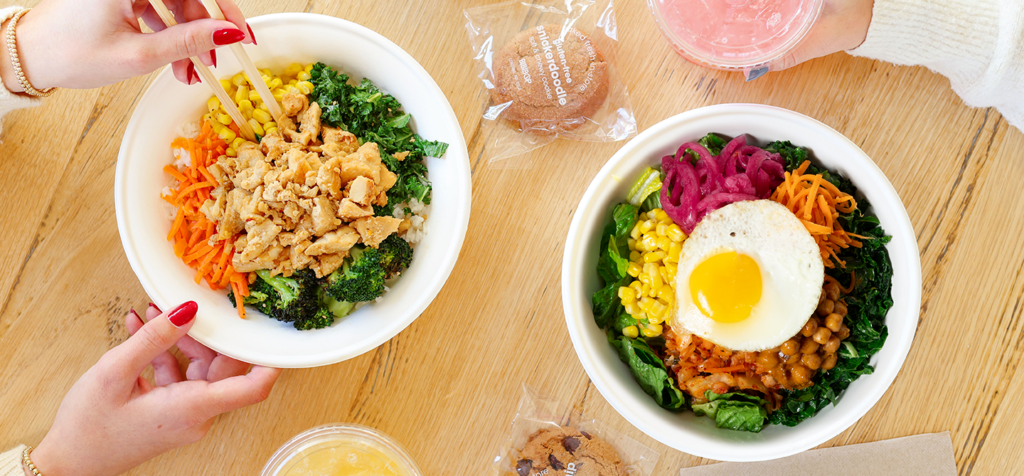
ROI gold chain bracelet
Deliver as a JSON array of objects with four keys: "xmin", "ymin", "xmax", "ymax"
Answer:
[
  {"xmin": 4, "ymin": 9, "xmax": 56, "ymax": 98},
  {"xmin": 21, "ymin": 446, "xmax": 44, "ymax": 476}
]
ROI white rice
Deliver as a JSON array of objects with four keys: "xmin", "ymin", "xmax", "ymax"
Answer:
[{"xmin": 393, "ymin": 199, "xmax": 428, "ymax": 245}]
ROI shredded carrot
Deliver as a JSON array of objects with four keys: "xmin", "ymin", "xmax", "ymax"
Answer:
[
  {"xmin": 704, "ymin": 365, "xmax": 748, "ymax": 374},
  {"xmin": 771, "ymin": 160, "xmax": 869, "ymax": 269},
  {"xmin": 164, "ymin": 120, "xmax": 250, "ymax": 319}
]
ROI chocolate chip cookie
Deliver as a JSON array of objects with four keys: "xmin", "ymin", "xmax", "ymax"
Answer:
[
  {"xmin": 490, "ymin": 24, "xmax": 609, "ymax": 134},
  {"xmin": 512, "ymin": 427, "xmax": 628, "ymax": 476}
]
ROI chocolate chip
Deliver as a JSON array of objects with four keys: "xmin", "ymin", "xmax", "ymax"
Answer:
[
  {"xmin": 562, "ymin": 436, "xmax": 581, "ymax": 454},
  {"xmin": 580, "ymin": 430, "xmax": 592, "ymax": 439},
  {"xmin": 549, "ymin": 454, "xmax": 565, "ymax": 470},
  {"xmin": 516, "ymin": 459, "xmax": 532, "ymax": 476}
]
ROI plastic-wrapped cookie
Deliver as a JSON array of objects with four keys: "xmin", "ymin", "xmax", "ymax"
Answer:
[
  {"xmin": 490, "ymin": 24, "xmax": 609, "ymax": 135},
  {"xmin": 513, "ymin": 427, "xmax": 628, "ymax": 476}
]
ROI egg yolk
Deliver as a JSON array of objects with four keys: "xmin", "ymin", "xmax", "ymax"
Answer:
[{"xmin": 689, "ymin": 251, "xmax": 762, "ymax": 323}]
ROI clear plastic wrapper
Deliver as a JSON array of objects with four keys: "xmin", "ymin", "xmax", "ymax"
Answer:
[
  {"xmin": 493, "ymin": 385, "xmax": 659, "ymax": 476},
  {"xmin": 464, "ymin": 0, "xmax": 636, "ymax": 163}
]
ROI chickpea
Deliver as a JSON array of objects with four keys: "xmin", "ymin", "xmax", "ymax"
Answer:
[
  {"xmin": 801, "ymin": 318, "xmax": 819, "ymax": 337},
  {"xmin": 833, "ymin": 301, "xmax": 848, "ymax": 317},
  {"xmin": 825, "ymin": 313, "xmax": 844, "ymax": 332},
  {"xmin": 824, "ymin": 336, "xmax": 841, "ymax": 354},
  {"xmin": 824, "ymin": 281, "xmax": 840, "ymax": 301},
  {"xmin": 801, "ymin": 353, "xmax": 822, "ymax": 370},
  {"xmin": 818, "ymin": 289, "xmax": 826, "ymax": 305},
  {"xmin": 813, "ymin": 327, "xmax": 833, "ymax": 345},
  {"xmin": 786, "ymin": 353, "xmax": 802, "ymax": 365},
  {"xmin": 781, "ymin": 339, "xmax": 800, "ymax": 356},
  {"xmin": 816, "ymin": 299, "xmax": 834, "ymax": 317},
  {"xmin": 822, "ymin": 352, "xmax": 838, "ymax": 371},
  {"xmin": 770, "ymin": 367, "xmax": 789, "ymax": 387},
  {"xmin": 758, "ymin": 350, "xmax": 780, "ymax": 369},
  {"xmin": 836, "ymin": 325, "xmax": 851, "ymax": 340},
  {"xmin": 800, "ymin": 337, "xmax": 820, "ymax": 354},
  {"xmin": 790, "ymin": 364, "xmax": 813, "ymax": 385}
]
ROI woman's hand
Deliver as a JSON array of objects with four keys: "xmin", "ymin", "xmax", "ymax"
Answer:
[
  {"xmin": 26, "ymin": 302, "xmax": 281, "ymax": 476},
  {"xmin": 0, "ymin": 0, "xmax": 254, "ymax": 92},
  {"xmin": 771, "ymin": 0, "xmax": 874, "ymax": 71}
]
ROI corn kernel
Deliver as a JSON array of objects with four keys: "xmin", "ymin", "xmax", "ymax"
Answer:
[
  {"xmin": 230, "ymin": 137, "xmax": 245, "ymax": 149},
  {"xmin": 264, "ymin": 127, "xmax": 279, "ymax": 136},
  {"xmin": 656, "ymin": 223, "xmax": 669, "ymax": 237},
  {"xmin": 297, "ymin": 70, "xmax": 312, "ymax": 81},
  {"xmin": 272, "ymin": 88, "xmax": 286, "ymax": 101},
  {"xmin": 248, "ymin": 119, "xmax": 265, "ymax": 136},
  {"xmin": 288, "ymin": 79, "xmax": 298, "ymax": 86},
  {"xmin": 225, "ymin": 147, "xmax": 237, "ymax": 157},
  {"xmin": 252, "ymin": 109, "xmax": 273, "ymax": 124},
  {"xmin": 259, "ymin": 103, "xmax": 270, "ymax": 112},
  {"xmin": 625, "ymin": 302, "xmax": 641, "ymax": 316},
  {"xmin": 267, "ymin": 78, "xmax": 283, "ymax": 90},
  {"xmin": 622, "ymin": 325, "xmax": 639, "ymax": 339},
  {"xmin": 219, "ymin": 79, "xmax": 233, "ymax": 91},
  {"xmin": 627, "ymin": 239, "xmax": 637, "ymax": 252},
  {"xmin": 649, "ymin": 267, "xmax": 662, "ymax": 289},
  {"xmin": 641, "ymin": 326, "xmax": 659, "ymax": 338},
  {"xmin": 238, "ymin": 99, "xmax": 254, "ymax": 113},
  {"xmin": 248, "ymin": 90, "xmax": 261, "ymax": 103},
  {"xmin": 296, "ymin": 81, "xmax": 314, "ymax": 94},
  {"xmin": 643, "ymin": 251, "xmax": 665, "ymax": 263},
  {"xmin": 628, "ymin": 250, "xmax": 640, "ymax": 262},
  {"xmin": 641, "ymin": 235, "xmax": 658, "ymax": 251},
  {"xmin": 234, "ymin": 85, "xmax": 249, "ymax": 104},
  {"xmin": 659, "ymin": 266, "xmax": 671, "ymax": 285},
  {"xmin": 218, "ymin": 128, "xmax": 236, "ymax": 142},
  {"xmin": 304, "ymin": 63, "xmax": 314, "ymax": 72},
  {"xmin": 207, "ymin": 97, "xmax": 220, "ymax": 113},
  {"xmin": 638, "ymin": 273, "xmax": 651, "ymax": 285},
  {"xmin": 618, "ymin": 287, "xmax": 636, "ymax": 303},
  {"xmin": 216, "ymin": 113, "xmax": 232, "ymax": 125},
  {"xmin": 646, "ymin": 210, "xmax": 658, "ymax": 220},
  {"xmin": 626, "ymin": 262, "xmax": 642, "ymax": 277},
  {"xmin": 285, "ymin": 63, "xmax": 303, "ymax": 76},
  {"xmin": 639, "ymin": 220, "xmax": 654, "ymax": 233},
  {"xmin": 655, "ymin": 209, "xmax": 670, "ymax": 222},
  {"xmin": 656, "ymin": 287, "xmax": 673, "ymax": 301},
  {"xmin": 629, "ymin": 281, "xmax": 643, "ymax": 295},
  {"xmin": 231, "ymin": 73, "xmax": 246, "ymax": 86},
  {"xmin": 657, "ymin": 236, "xmax": 672, "ymax": 251},
  {"xmin": 667, "ymin": 224, "xmax": 686, "ymax": 242},
  {"xmin": 638, "ymin": 296, "xmax": 653, "ymax": 312},
  {"xmin": 264, "ymin": 121, "xmax": 277, "ymax": 130}
]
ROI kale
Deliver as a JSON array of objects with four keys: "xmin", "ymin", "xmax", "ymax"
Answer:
[
  {"xmin": 697, "ymin": 132, "xmax": 727, "ymax": 156},
  {"xmin": 767, "ymin": 142, "xmax": 893, "ymax": 427},
  {"xmin": 308, "ymin": 63, "xmax": 448, "ymax": 216},
  {"xmin": 692, "ymin": 391, "xmax": 770, "ymax": 432}
]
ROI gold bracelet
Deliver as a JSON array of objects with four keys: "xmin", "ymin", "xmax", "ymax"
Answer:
[
  {"xmin": 4, "ymin": 9, "xmax": 55, "ymax": 98},
  {"xmin": 21, "ymin": 446, "xmax": 44, "ymax": 476}
]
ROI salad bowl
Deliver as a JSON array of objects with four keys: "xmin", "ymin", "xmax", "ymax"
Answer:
[
  {"xmin": 561, "ymin": 104, "xmax": 920, "ymax": 461},
  {"xmin": 115, "ymin": 13, "xmax": 471, "ymax": 368}
]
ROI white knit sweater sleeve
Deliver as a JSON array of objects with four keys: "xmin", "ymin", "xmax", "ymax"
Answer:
[
  {"xmin": 0, "ymin": 6, "xmax": 43, "ymax": 137},
  {"xmin": 0, "ymin": 445, "xmax": 26, "ymax": 476},
  {"xmin": 846, "ymin": 0, "xmax": 1024, "ymax": 129}
]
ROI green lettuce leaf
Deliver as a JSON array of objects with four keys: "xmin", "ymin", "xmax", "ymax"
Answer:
[
  {"xmin": 608, "ymin": 333, "xmax": 685, "ymax": 411},
  {"xmin": 692, "ymin": 391, "xmax": 769, "ymax": 432}
]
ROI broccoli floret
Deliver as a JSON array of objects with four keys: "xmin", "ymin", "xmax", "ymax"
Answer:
[
  {"xmin": 378, "ymin": 234, "xmax": 413, "ymax": 278},
  {"xmin": 324, "ymin": 246, "xmax": 387, "ymax": 302},
  {"xmin": 294, "ymin": 306, "xmax": 334, "ymax": 331},
  {"xmin": 323, "ymin": 293, "xmax": 356, "ymax": 319}
]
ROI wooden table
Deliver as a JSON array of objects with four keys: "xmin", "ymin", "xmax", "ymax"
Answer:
[{"xmin": 1, "ymin": 0, "xmax": 1022, "ymax": 474}]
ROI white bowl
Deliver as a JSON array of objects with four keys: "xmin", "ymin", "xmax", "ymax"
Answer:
[
  {"xmin": 115, "ymin": 14, "xmax": 471, "ymax": 368},
  {"xmin": 561, "ymin": 104, "xmax": 920, "ymax": 461}
]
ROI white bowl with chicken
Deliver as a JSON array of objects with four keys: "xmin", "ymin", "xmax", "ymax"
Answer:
[
  {"xmin": 114, "ymin": 13, "xmax": 471, "ymax": 368},
  {"xmin": 561, "ymin": 104, "xmax": 921, "ymax": 461}
]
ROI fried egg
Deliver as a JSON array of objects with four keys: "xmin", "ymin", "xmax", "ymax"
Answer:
[{"xmin": 670, "ymin": 200, "xmax": 823, "ymax": 351}]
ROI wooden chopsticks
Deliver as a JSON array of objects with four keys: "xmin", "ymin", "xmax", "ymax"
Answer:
[
  {"xmin": 198, "ymin": 0, "xmax": 285, "ymax": 123},
  {"xmin": 146, "ymin": 0, "xmax": 257, "ymax": 142}
]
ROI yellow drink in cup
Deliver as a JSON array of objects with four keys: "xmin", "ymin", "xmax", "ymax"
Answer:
[{"xmin": 262, "ymin": 424, "xmax": 422, "ymax": 476}]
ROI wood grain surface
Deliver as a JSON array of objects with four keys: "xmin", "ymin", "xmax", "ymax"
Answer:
[{"xmin": 1, "ymin": 0, "xmax": 1023, "ymax": 474}]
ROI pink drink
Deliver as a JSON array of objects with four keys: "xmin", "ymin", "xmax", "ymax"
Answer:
[{"xmin": 649, "ymin": 0, "xmax": 822, "ymax": 71}]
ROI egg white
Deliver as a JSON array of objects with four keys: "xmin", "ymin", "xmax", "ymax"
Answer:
[{"xmin": 670, "ymin": 200, "xmax": 824, "ymax": 352}]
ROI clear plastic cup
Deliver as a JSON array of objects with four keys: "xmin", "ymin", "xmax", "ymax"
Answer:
[
  {"xmin": 646, "ymin": 0, "xmax": 824, "ymax": 79},
  {"xmin": 261, "ymin": 424, "xmax": 423, "ymax": 476}
]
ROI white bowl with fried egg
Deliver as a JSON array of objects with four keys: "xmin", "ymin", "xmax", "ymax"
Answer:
[
  {"xmin": 561, "ymin": 104, "xmax": 920, "ymax": 461},
  {"xmin": 115, "ymin": 14, "xmax": 471, "ymax": 368}
]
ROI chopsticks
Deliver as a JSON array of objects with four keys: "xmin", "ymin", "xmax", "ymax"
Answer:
[
  {"xmin": 198, "ymin": 0, "xmax": 285, "ymax": 123},
  {"xmin": 147, "ymin": 0, "xmax": 257, "ymax": 142}
]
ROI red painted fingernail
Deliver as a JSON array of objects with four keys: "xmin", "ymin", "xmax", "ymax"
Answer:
[
  {"xmin": 210, "ymin": 49, "xmax": 217, "ymax": 68},
  {"xmin": 213, "ymin": 28, "xmax": 245, "ymax": 46},
  {"xmin": 186, "ymin": 62, "xmax": 195, "ymax": 84},
  {"xmin": 247, "ymin": 23, "xmax": 257, "ymax": 45},
  {"xmin": 168, "ymin": 301, "xmax": 198, "ymax": 327},
  {"xmin": 195, "ymin": 73, "xmax": 202, "ymax": 84},
  {"xmin": 149, "ymin": 302, "xmax": 161, "ymax": 312},
  {"xmin": 130, "ymin": 308, "xmax": 140, "ymax": 320}
]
